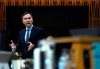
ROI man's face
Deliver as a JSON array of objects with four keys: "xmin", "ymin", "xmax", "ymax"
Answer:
[{"xmin": 22, "ymin": 14, "xmax": 33, "ymax": 28}]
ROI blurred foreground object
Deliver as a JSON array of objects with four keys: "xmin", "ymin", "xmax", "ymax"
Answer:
[
  {"xmin": 33, "ymin": 38, "xmax": 55, "ymax": 69},
  {"xmin": 10, "ymin": 36, "xmax": 100, "ymax": 69},
  {"xmin": 58, "ymin": 48, "xmax": 73, "ymax": 69},
  {"xmin": 11, "ymin": 59, "xmax": 32, "ymax": 69},
  {"xmin": 52, "ymin": 36, "xmax": 100, "ymax": 69},
  {"xmin": 92, "ymin": 42, "xmax": 100, "ymax": 69},
  {"xmin": 0, "ymin": 51, "xmax": 12, "ymax": 69}
]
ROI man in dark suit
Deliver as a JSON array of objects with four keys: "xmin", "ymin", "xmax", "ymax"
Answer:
[{"xmin": 9, "ymin": 12, "xmax": 48, "ymax": 59}]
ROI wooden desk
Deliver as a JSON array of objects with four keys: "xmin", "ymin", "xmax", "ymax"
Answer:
[{"xmin": 52, "ymin": 36, "xmax": 100, "ymax": 69}]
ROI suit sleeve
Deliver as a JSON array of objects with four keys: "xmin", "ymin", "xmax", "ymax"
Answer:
[{"xmin": 16, "ymin": 32, "xmax": 22, "ymax": 52}]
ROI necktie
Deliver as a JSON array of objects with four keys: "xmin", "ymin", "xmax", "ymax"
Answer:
[{"xmin": 26, "ymin": 29, "xmax": 30, "ymax": 43}]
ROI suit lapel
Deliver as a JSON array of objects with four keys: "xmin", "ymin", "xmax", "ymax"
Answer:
[{"xmin": 29, "ymin": 27, "xmax": 37, "ymax": 39}]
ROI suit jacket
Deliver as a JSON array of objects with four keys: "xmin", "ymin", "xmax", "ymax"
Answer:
[{"xmin": 17, "ymin": 26, "xmax": 48, "ymax": 59}]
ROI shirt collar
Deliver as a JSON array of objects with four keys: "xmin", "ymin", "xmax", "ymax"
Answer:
[{"xmin": 26, "ymin": 25, "xmax": 33, "ymax": 31}]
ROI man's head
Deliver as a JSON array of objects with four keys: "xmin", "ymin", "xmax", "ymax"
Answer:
[{"xmin": 22, "ymin": 12, "xmax": 33, "ymax": 28}]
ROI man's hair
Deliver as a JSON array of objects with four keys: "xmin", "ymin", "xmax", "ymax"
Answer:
[{"xmin": 21, "ymin": 12, "xmax": 33, "ymax": 19}]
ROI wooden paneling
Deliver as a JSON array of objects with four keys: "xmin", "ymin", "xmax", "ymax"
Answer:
[
  {"xmin": 0, "ymin": 0, "xmax": 100, "ymax": 31},
  {"xmin": 89, "ymin": 2, "xmax": 100, "ymax": 28}
]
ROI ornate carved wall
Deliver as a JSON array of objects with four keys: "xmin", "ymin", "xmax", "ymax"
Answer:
[{"xmin": 0, "ymin": 0, "xmax": 100, "ymax": 30}]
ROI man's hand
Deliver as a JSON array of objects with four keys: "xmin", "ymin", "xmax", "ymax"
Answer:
[
  {"xmin": 9, "ymin": 40, "xmax": 16, "ymax": 49},
  {"xmin": 27, "ymin": 42, "xmax": 34, "ymax": 51}
]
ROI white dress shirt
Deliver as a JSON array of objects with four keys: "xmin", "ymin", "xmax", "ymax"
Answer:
[{"xmin": 25, "ymin": 25, "xmax": 33, "ymax": 42}]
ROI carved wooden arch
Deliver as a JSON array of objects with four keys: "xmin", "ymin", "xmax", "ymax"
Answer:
[{"xmin": 0, "ymin": 0, "xmax": 100, "ymax": 30}]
